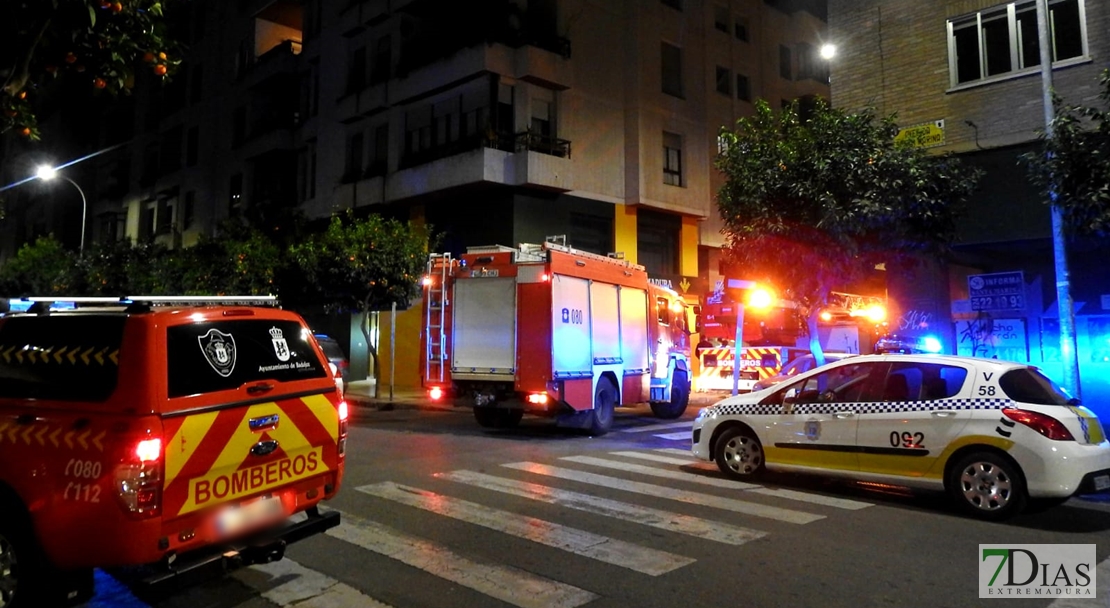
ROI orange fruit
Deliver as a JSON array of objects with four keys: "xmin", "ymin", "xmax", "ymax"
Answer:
[
  {"xmin": 20, "ymin": 127, "xmax": 31, "ymax": 137},
  {"xmin": 142, "ymin": 52, "xmax": 155, "ymax": 63},
  {"xmin": 153, "ymin": 64, "xmax": 167, "ymax": 76},
  {"xmin": 17, "ymin": 91, "xmax": 26, "ymax": 99},
  {"xmin": 65, "ymin": 52, "xmax": 77, "ymax": 64},
  {"xmin": 112, "ymin": 2, "xmax": 122, "ymax": 13},
  {"xmin": 158, "ymin": 52, "xmax": 167, "ymax": 60},
  {"xmin": 93, "ymin": 78, "xmax": 107, "ymax": 89}
]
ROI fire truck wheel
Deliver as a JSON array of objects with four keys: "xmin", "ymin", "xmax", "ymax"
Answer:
[
  {"xmin": 589, "ymin": 378, "xmax": 617, "ymax": 435},
  {"xmin": 473, "ymin": 407, "xmax": 524, "ymax": 429},
  {"xmin": 714, "ymin": 426, "xmax": 765, "ymax": 479},
  {"xmin": 650, "ymin": 370, "xmax": 689, "ymax": 419}
]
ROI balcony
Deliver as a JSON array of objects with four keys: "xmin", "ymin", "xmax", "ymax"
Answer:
[{"xmin": 246, "ymin": 40, "xmax": 302, "ymax": 89}]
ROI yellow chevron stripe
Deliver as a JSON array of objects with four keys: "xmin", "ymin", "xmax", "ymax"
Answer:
[{"xmin": 164, "ymin": 411, "xmax": 220, "ymax": 489}]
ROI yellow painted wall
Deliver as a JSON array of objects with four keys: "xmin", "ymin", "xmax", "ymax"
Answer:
[
  {"xmin": 614, "ymin": 205, "xmax": 638, "ymax": 264},
  {"xmin": 377, "ymin": 305, "xmax": 424, "ymax": 391},
  {"xmin": 680, "ymin": 216, "xmax": 699, "ymax": 278}
]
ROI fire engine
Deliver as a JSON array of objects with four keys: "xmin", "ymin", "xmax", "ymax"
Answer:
[{"xmin": 421, "ymin": 239, "xmax": 694, "ymax": 434}]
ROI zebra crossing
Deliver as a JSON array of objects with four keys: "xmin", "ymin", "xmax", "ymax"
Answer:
[{"xmin": 218, "ymin": 442, "xmax": 874, "ymax": 608}]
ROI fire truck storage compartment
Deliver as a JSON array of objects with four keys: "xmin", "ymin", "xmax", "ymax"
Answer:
[
  {"xmin": 619, "ymin": 288, "xmax": 649, "ymax": 373},
  {"xmin": 452, "ymin": 276, "xmax": 516, "ymax": 378},
  {"xmin": 552, "ymin": 275, "xmax": 592, "ymax": 377}
]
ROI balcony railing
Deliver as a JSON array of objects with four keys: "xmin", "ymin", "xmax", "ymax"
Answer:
[
  {"xmin": 513, "ymin": 131, "xmax": 570, "ymax": 159},
  {"xmin": 399, "ymin": 129, "xmax": 571, "ymax": 170}
]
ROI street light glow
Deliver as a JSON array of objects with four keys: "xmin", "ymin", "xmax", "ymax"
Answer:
[
  {"xmin": 820, "ymin": 44, "xmax": 837, "ymax": 60},
  {"xmin": 748, "ymin": 287, "xmax": 774, "ymax": 309},
  {"xmin": 36, "ymin": 165, "xmax": 58, "ymax": 181}
]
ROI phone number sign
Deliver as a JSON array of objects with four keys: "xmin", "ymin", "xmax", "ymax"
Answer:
[{"xmin": 968, "ymin": 271, "xmax": 1025, "ymax": 312}]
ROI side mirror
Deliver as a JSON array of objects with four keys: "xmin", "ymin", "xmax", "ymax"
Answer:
[{"xmin": 783, "ymin": 387, "xmax": 799, "ymax": 405}]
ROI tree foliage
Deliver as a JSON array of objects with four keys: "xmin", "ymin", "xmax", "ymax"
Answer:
[
  {"xmin": 0, "ymin": 235, "xmax": 77, "ymax": 295},
  {"xmin": 1022, "ymin": 69, "xmax": 1110, "ymax": 238},
  {"xmin": 1, "ymin": 0, "xmax": 182, "ymax": 139},
  {"xmin": 715, "ymin": 99, "xmax": 981, "ymax": 361}
]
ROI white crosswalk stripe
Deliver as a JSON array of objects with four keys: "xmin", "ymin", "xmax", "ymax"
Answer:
[
  {"xmin": 323, "ymin": 508, "xmax": 599, "ymax": 608},
  {"xmin": 652, "ymin": 431, "xmax": 692, "ymax": 441},
  {"xmin": 618, "ymin": 421, "xmax": 694, "ymax": 433},
  {"xmin": 655, "ymin": 447, "xmax": 698, "ymax": 458},
  {"xmin": 438, "ymin": 469, "xmax": 767, "ymax": 545},
  {"xmin": 594, "ymin": 452, "xmax": 873, "ymax": 510},
  {"xmin": 234, "ymin": 558, "xmax": 394, "ymax": 608},
  {"xmin": 355, "ymin": 481, "xmax": 695, "ymax": 575},
  {"xmin": 500, "ymin": 462, "xmax": 824, "ymax": 524}
]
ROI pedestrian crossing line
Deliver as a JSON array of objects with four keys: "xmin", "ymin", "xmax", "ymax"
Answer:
[
  {"xmin": 501, "ymin": 462, "xmax": 823, "ymax": 524},
  {"xmin": 618, "ymin": 421, "xmax": 693, "ymax": 433},
  {"xmin": 655, "ymin": 448, "xmax": 697, "ymax": 458},
  {"xmin": 355, "ymin": 481, "xmax": 695, "ymax": 576},
  {"xmin": 597, "ymin": 453, "xmax": 873, "ymax": 510},
  {"xmin": 653, "ymin": 431, "xmax": 691, "ymax": 441},
  {"xmin": 437, "ymin": 470, "xmax": 766, "ymax": 546},
  {"xmin": 235, "ymin": 557, "xmax": 394, "ymax": 608},
  {"xmin": 561, "ymin": 455, "xmax": 761, "ymax": 489},
  {"xmin": 323, "ymin": 508, "xmax": 599, "ymax": 608}
]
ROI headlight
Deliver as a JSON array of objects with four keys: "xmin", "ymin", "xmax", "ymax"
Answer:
[{"xmin": 696, "ymin": 408, "xmax": 718, "ymax": 422}]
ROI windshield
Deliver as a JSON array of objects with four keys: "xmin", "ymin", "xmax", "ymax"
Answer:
[{"xmin": 998, "ymin": 368, "xmax": 1074, "ymax": 405}]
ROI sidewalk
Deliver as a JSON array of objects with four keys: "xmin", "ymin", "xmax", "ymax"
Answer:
[{"xmin": 342, "ymin": 379, "xmax": 726, "ymax": 412}]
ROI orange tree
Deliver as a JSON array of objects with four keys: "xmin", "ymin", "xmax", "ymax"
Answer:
[
  {"xmin": 715, "ymin": 99, "xmax": 981, "ymax": 364},
  {"xmin": 1, "ymin": 0, "xmax": 182, "ymax": 139}
]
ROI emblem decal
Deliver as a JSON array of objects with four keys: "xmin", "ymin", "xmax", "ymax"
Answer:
[
  {"xmin": 198, "ymin": 329, "xmax": 237, "ymax": 377},
  {"xmin": 805, "ymin": 420, "xmax": 821, "ymax": 441},
  {"xmin": 270, "ymin": 326, "xmax": 291, "ymax": 362}
]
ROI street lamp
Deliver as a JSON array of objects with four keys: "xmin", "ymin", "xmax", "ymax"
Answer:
[
  {"xmin": 819, "ymin": 43, "xmax": 837, "ymax": 60},
  {"xmin": 35, "ymin": 165, "xmax": 87, "ymax": 253}
]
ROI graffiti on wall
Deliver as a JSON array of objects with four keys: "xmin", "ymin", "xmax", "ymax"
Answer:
[
  {"xmin": 956, "ymin": 316, "xmax": 1029, "ymax": 363},
  {"xmin": 898, "ymin": 310, "xmax": 934, "ymax": 332}
]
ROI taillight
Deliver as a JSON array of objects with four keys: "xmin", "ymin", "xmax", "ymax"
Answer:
[
  {"xmin": 526, "ymin": 393, "xmax": 549, "ymax": 405},
  {"xmin": 116, "ymin": 436, "xmax": 163, "ymax": 518},
  {"xmin": 429, "ymin": 387, "xmax": 444, "ymax": 400},
  {"xmin": 338, "ymin": 400, "xmax": 349, "ymax": 457},
  {"xmin": 1002, "ymin": 408, "xmax": 1075, "ymax": 441}
]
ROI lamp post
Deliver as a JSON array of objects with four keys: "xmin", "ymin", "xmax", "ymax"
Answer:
[
  {"xmin": 35, "ymin": 165, "xmax": 87, "ymax": 254},
  {"xmin": 727, "ymin": 279, "xmax": 774, "ymax": 396}
]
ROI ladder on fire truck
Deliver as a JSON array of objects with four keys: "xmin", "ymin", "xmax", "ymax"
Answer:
[{"xmin": 424, "ymin": 253, "xmax": 453, "ymax": 384}]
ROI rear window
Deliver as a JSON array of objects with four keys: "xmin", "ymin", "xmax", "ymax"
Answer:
[
  {"xmin": 0, "ymin": 315, "xmax": 126, "ymax": 401},
  {"xmin": 167, "ymin": 320, "xmax": 328, "ymax": 398},
  {"xmin": 316, "ymin": 338, "xmax": 345, "ymax": 361},
  {"xmin": 999, "ymin": 368, "xmax": 1073, "ymax": 405}
]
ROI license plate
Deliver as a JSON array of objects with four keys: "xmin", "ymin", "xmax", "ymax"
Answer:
[
  {"xmin": 217, "ymin": 495, "xmax": 284, "ymax": 537},
  {"xmin": 1094, "ymin": 475, "xmax": 1110, "ymax": 492}
]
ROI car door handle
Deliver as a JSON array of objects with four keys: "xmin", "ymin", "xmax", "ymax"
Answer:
[
  {"xmin": 833, "ymin": 411, "xmax": 855, "ymax": 419},
  {"xmin": 247, "ymin": 382, "xmax": 275, "ymax": 395},
  {"xmin": 931, "ymin": 411, "xmax": 957, "ymax": 418}
]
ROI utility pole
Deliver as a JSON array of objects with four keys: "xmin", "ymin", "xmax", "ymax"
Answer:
[{"xmin": 1036, "ymin": 0, "xmax": 1081, "ymax": 398}]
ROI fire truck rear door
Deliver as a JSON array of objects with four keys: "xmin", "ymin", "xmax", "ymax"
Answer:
[{"xmin": 452, "ymin": 277, "xmax": 517, "ymax": 377}]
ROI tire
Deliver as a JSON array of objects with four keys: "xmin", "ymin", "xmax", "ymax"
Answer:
[
  {"xmin": 947, "ymin": 451, "xmax": 1028, "ymax": 520},
  {"xmin": 0, "ymin": 501, "xmax": 91, "ymax": 608},
  {"xmin": 588, "ymin": 378, "xmax": 617, "ymax": 435},
  {"xmin": 714, "ymin": 426, "xmax": 765, "ymax": 479},
  {"xmin": 650, "ymin": 369, "xmax": 689, "ymax": 419},
  {"xmin": 473, "ymin": 407, "xmax": 523, "ymax": 429}
]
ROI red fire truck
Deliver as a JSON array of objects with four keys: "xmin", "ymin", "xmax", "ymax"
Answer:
[{"xmin": 420, "ymin": 240, "xmax": 694, "ymax": 434}]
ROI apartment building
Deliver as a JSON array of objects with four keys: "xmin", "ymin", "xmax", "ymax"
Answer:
[
  {"xmin": 829, "ymin": 0, "xmax": 1109, "ymax": 405},
  {"xmin": 3, "ymin": 0, "xmax": 829, "ymax": 389}
]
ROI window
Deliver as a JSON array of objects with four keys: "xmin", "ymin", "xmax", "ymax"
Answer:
[
  {"xmin": 229, "ymin": 173, "xmax": 243, "ymax": 216},
  {"xmin": 885, "ymin": 362, "xmax": 969, "ymax": 401},
  {"xmin": 779, "ymin": 363, "xmax": 885, "ymax": 405},
  {"xmin": 714, "ymin": 6, "xmax": 729, "ymax": 32},
  {"xmin": 156, "ymin": 195, "xmax": 176, "ymax": 235},
  {"xmin": 661, "ymin": 42, "xmax": 683, "ymax": 98},
  {"xmin": 232, "ymin": 106, "xmax": 245, "ymax": 147},
  {"xmin": 159, "ymin": 126, "xmax": 182, "ymax": 174},
  {"xmin": 346, "ymin": 45, "xmax": 366, "ymax": 94},
  {"xmin": 715, "ymin": 66, "xmax": 732, "ymax": 96},
  {"xmin": 183, "ymin": 191, "xmax": 195, "ymax": 229},
  {"xmin": 736, "ymin": 73, "xmax": 751, "ymax": 101},
  {"xmin": 344, "ymin": 131, "xmax": 364, "ymax": 181},
  {"xmin": 661, "ymin": 0, "xmax": 682, "ymax": 10},
  {"xmin": 948, "ymin": 0, "xmax": 1087, "ymax": 87},
  {"xmin": 735, "ymin": 17, "xmax": 749, "ymax": 41},
  {"xmin": 370, "ymin": 35, "xmax": 392, "ymax": 85},
  {"xmin": 779, "ymin": 44, "xmax": 792, "ymax": 79},
  {"xmin": 663, "ymin": 131, "xmax": 683, "ymax": 186},
  {"xmin": 496, "ymin": 83, "xmax": 514, "ymax": 133},
  {"xmin": 189, "ymin": 64, "xmax": 203, "ymax": 105},
  {"xmin": 368, "ymin": 124, "xmax": 388, "ymax": 176},
  {"xmin": 638, "ymin": 209, "xmax": 679, "ymax": 275},
  {"xmin": 796, "ymin": 42, "xmax": 826, "ymax": 81},
  {"xmin": 531, "ymin": 89, "xmax": 554, "ymax": 137},
  {"xmin": 656, "ymin": 297, "xmax": 672, "ymax": 325},
  {"xmin": 297, "ymin": 142, "xmax": 317, "ymax": 201},
  {"xmin": 185, "ymin": 126, "xmax": 199, "ymax": 166},
  {"xmin": 302, "ymin": 62, "xmax": 319, "ymax": 118}
]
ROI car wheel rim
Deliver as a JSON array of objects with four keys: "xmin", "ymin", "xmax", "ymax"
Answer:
[
  {"xmin": 959, "ymin": 461, "xmax": 1013, "ymax": 511},
  {"xmin": 0, "ymin": 534, "xmax": 18, "ymax": 606},
  {"xmin": 723, "ymin": 435, "xmax": 762, "ymax": 475}
]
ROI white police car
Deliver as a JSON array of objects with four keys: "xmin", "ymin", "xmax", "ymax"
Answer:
[{"xmin": 692, "ymin": 354, "xmax": 1110, "ymax": 520}]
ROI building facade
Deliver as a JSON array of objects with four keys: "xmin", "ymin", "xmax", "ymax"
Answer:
[
  {"xmin": 2, "ymin": 0, "xmax": 830, "ymax": 391},
  {"xmin": 829, "ymin": 0, "xmax": 1110, "ymax": 409}
]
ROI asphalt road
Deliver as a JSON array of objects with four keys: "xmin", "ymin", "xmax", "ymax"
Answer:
[{"xmin": 86, "ymin": 402, "xmax": 1110, "ymax": 608}]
